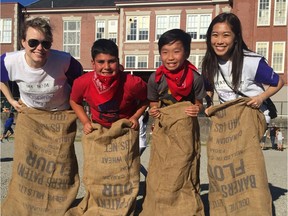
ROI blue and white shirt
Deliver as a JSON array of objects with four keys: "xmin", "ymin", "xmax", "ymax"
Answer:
[
  {"xmin": 1, "ymin": 49, "xmax": 82, "ymax": 111},
  {"xmin": 215, "ymin": 51, "xmax": 279, "ymax": 103}
]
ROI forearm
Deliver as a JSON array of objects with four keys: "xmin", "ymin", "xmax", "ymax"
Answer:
[
  {"xmin": 260, "ymin": 77, "xmax": 284, "ymax": 101},
  {"xmin": 131, "ymin": 99, "xmax": 149, "ymax": 120},
  {"xmin": 0, "ymin": 82, "xmax": 15, "ymax": 103},
  {"xmin": 70, "ymin": 99, "xmax": 90, "ymax": 125}
]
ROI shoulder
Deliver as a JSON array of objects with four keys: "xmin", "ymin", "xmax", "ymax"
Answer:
[
  {"xmin": 243, "ymin": 50, "xmax": 263, "ymax": 62},
  {"xmin": 123, "ymin": 73, "xmax": 145, "ymax": 84},
  {"xmin": 49, "ymin": 49, "xmax": 71, "ymax": 61},
  {"xmin": 72, "ymin": 71, "xmax": 92, "ymax": 85},
  {"xmin": 122, "ymin": 73, "xmax": 147, "ymax": 91},
  {"xmin": 2, "ymin": 50, "xmax": 25, "ymax": 64}
]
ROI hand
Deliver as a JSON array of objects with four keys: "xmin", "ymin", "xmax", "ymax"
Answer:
[
  {"xmin": 246, "ymin": 96, "xmax": 264, "ymax": 109},
  {"xmin": 149, "ymin": 106, "xmax": 161, "ymax": 118},
  {"xmin": 129, "ymin": 117, "xmax": 139, "ymax": 130},
  {"xmin": 204, "ymin": 106, "xmax": 212, "ymax": 116},
  {"xmin": 10, "ymin": 100, "xmax": 22, "ymax": 112},
  {"xmin": 185, "ymin": 104, "xmax": 200, "ymax": 117},
  {"xmin": 83, "ymin": 122, "xmax": 93, "ymax": 135}
]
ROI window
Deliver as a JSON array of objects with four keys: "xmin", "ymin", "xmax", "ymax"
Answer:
[
  {"xmin": 156, "ymin": 15, "xmax": 180, "ymax": 40},
  {"xmin": 96, "ymin": 19, "xmax": 118, "ymax": 43},
  {"xmin": 126, "ymin": 16, "xmax": 149, "ymax": 41},
  {"xmin": 274, "ymin": 0, "xmax": 287, "ymax": 25},
  {"xmin": 96, "ymin": 20, "xmax": 105, "ymax": 39},
  {"xmin": 188, "ymin": 54, "xmax": 205, "ymax": 69},
  {"xmin": 272, "ymin": 42, "xmax": 285, "ymax": 73},
  {"xmin": 257, "ymin": 0, "xmax": 271, "ymax": 25},
  {"xmin": 186, "ymin": 14, "xmax": 211, "ymax": 41},
  {"xmin": 154, "ymin": 55, "xmax": 162, "ymax": 68},
  {"xmin": 125, "ymin": 55, "xmax": 148, "ymax": 69},
  {"xmin": 256, "ymin": 42, "xmax": 269, "ymax": 60},
  {"xmin": 0, "ymin": 18, "xmax": 12, "ymax": 43},
  {"xmin": 63, "ymin": 20, "xmax": 80, "ymax": 58}
]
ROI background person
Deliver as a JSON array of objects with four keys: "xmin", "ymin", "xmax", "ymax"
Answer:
[{"xmin": 0, "ymin": 112, "xmax": 15, "ymax": 143}]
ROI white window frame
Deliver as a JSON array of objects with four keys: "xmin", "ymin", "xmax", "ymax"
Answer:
[
  {"xmin": 95, "ymin": 19, "xmax": 118, "ymax": 44},
  {"xmin": 126, "ymin": 16, "xmax": 149, "ymax": 42},
  {"xmin": 256, "ymin": 42, "xmax": 269, "ymax": 60},
  {"xmin": 186, "ymin": 14, "xmax": 211, "ymax": 41},
  {"xmin": 271, "ymin": 41, "xmax": 285, "ymax": 73},
  {"xmin": 154, "ymin": 55, "xmax": 162, "ymax": 68},
  {"xmin": 0, "ymin": 18, "xmax": 12, "ymax": 43},
  {"xmin": 274, "ymin": 0, "xmax": 287, "ymax": 25},
  {"xmin": 257, "ymin": 0, "xmax": 271, "ymax": 26},
  {"xmin": 125, "ymin": 55, "xmax": 148, "ymax": 69},
  {"xmin": 155, "ymin": 15, "xmax": 180, "ymax": 40},
  {"xmin": 188, "ymin": 54, "xmax": 205, "ymax": 69},
  {"xmin": 63, "ymin": 19, "xmax": 81, "ymax": 58}
]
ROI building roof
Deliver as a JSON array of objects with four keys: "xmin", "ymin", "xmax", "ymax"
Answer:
[
  {"xmin": 26, "ymin": 0, "xmax": 224, "ymax": 9},
  {"xmin": 27, "ymin": 0, "xmax": 116, "ymax": 8}
]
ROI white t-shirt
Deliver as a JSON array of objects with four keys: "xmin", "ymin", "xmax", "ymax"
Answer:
[{"xmin": 2, "ymin": 50, "xmax": 76, "ymax": 111}]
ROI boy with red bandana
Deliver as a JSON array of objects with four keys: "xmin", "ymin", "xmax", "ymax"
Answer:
[
  {"xmin": 148, "ymin": 29, "xmax": 206, "ymax": 116},
  {"xmin": 69, "ymin": 39, "xmax": 148, "ymax": 215},
  {"xmin": 70, "ymin": 39, "xmax": 148, "ymax": 132},
  {"xmin": 141, "ymin": 29, "xmax": 206, "ymax": 215}
]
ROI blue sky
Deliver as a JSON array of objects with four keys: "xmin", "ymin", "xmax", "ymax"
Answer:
[{"xmin": 0, "ymin": 0, "xmax": 38, "ymax": 6}]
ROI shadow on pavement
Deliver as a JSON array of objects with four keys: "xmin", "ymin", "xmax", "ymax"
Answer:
[
  {"xmin": 0, "ymin": 157, "xmax": 13, "ymax": 162},
  {"xmin": 269, "ymin": 183, "xmax": 288, "ymax": 216},
  {"xmin": 200, "ymin": 183, "xmax": 210, "ymax": 216}
]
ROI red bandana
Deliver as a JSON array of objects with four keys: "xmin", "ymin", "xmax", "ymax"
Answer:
[
  {"xmin": 155, "ymin": 60, "xmax": 196, "ymax": 101},
  {"xmin": 92, "ymin": 71, "xmax": 120, "ymax": 104}
]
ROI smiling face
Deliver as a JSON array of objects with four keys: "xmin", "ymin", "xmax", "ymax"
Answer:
[
  {"xmin": 91, "ymin": 53, "xmax": 119, "ymax": 76},
  {"xmin": 160, "ymin": 40, "xmax": 187, "ymax": 72},
  {"xmin": 21, "ymin": 27, "xmax": 51, "ymax": 68},
  {"xmin": 211, "ymin": 22, "xmax": 236, "ymax": 61}
]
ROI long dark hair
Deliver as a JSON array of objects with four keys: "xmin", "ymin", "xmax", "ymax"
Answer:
[{"xmin": 202, "ymin": 13, "xmax": 250, "ymax": 90}]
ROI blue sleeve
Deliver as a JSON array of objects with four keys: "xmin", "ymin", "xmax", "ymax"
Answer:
[
  {"xmin": 0, "ymin": 54, "xmax": 9, "ymax": 82},
  {"xmin": 255, "ymin": 58, "xmax": 279, "ymax": 86},
  {"xmin": 65, "ymin": 57, "xmax": 83, "ymax": 86}
]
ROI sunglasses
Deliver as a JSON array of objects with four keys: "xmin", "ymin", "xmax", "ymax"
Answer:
[{"xmin": 28, "ymin": 39, "xmax": 52, "ymax": 49}]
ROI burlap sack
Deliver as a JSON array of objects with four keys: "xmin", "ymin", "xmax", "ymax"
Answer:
[
  {"xmin": 1, "ymin": 107, "xmax": 80, "ymax": 216},
  {"xmin": 141, "ymin": 101, "xmax": 204, "ymax": 216},
  {"xmin": 206, "ymin": 97, "xmax": 272, "ymax": 216},
  {"xmin": 65, "ymin": 119, "xmax": 140, "ymax": 216}
]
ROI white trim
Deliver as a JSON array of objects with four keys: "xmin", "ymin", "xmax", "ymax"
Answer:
[
  {"xmin": 116, "ymin": 0, "xmax": 229, "ymax": 7},
  {"xmin": 25, "ymin": 8, "xmax": 118, "ymax": 13}
]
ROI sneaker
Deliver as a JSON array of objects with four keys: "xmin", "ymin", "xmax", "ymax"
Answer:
[{"xmin": 5, "ymin": 137, "xmax": 9, "ymax": 142}]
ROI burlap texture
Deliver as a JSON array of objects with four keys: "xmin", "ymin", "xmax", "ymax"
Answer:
[
  {"xmin": 1, "ymin": 107, "xmax": 80, "ymax": 216},
  {"xmin": 140, "ymin": 101, "xmax": 204, "ymax": 216},
  {"xmin": 206, "ymin": 97, "xmax": 272, "ymax": 216},
  {"xmin": 65, "ymin": 119, "xmax": 139, "ymax": 216}
]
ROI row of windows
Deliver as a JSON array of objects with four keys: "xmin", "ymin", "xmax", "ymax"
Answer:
[
  {"xmin": 257, "ymin": 0, "xmax": 287, "ymax": 25},
  {"xmin": 256, "ymin": 41, "xmax": 286, "ymax": 72},
  {"xmin": 126, "ymin": 46, "xmax": 285, "ymax": 74}
]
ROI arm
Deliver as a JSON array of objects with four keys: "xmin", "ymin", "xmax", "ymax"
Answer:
[
  {"xmin": 70, "ymin": 99, "xmax": 92, "ymax": 135},
  {"xmin": 247, "ymin": 76, "xmax": 284, "ymax": 108},
  {"xmin": 129, "ymin": 99, "xmax": 149, "ymax": 130},
  {"xmin": 149, "ymin": 101, "xmax": 161, "ymax": 119},
  {"xmin": 0, "ymin": 82, "xmax": 21, "ymax": 112},
  {"xmin": 185, "ymin": 98, "xmax": 203, "ymax": 117}
]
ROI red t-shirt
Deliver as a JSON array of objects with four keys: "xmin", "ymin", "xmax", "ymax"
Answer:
[{"xmin": 70, "ymin": 71, "xmax": 147, "ymax": 128}]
